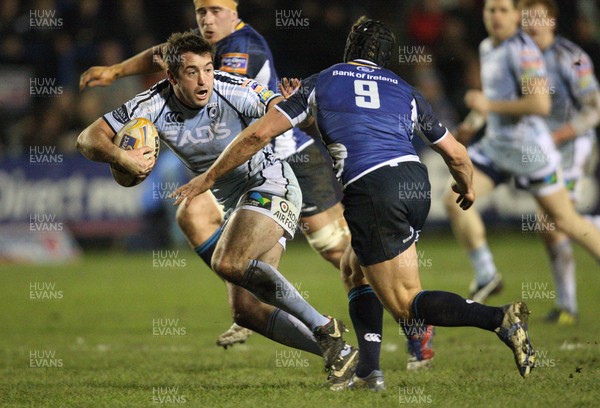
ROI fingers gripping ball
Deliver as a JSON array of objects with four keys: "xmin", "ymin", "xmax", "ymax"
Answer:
[{"xmin": 110, "ymin": 118, "xmax": 160, "ymax": 187}]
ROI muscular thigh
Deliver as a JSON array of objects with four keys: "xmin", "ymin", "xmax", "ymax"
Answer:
[
  {"xmin": 215, "ymin": 209, "xmax": 285, "ymax": 263},
  {"xmin": 176, "ymin": 190, "xmax": 223, "ymax": 246}
]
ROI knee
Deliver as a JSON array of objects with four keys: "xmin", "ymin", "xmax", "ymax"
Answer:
[
  {"xmin": 211, "ymin": 251, "xmax": 246, "ymax": 283},
  {"xmin": 175, "ymin": 204, "xmax": 193, "ymax": 234}
]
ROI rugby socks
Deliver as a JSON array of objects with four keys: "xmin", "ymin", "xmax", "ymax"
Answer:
[
  {"xmin": 240, "ymin": 260, "xmax": 330, "ymax": 331},
  {"xmin": 193, "ymin": 227, "xmax": 222, "ymax": 267},
  {"xmin": 547, "ymin": 239, "xmax": 577, "ymax": 313},
  {"xmin": 469, "ymin": 243, "xmax": 497, "ymax": 286},
  {"xmin": 266, "ymin": 308, "xmax": 321, "ymax": 356},
  {"xmin": 412, "ymin": 290, "xmax": 504, "ymax": 332},
  {"xmin": 348, "ymin": 285, "xmax": 383, "ymax": 378}
]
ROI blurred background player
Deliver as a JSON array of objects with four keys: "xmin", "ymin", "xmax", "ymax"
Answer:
[
  {"xmin": 445, "ymin": 0, "xmax": 600, "ymax": 304},
  {"xmin": 77, "ymin": 31, "xmax": 357, "ymax": 381},
  {"xmin": 79, "ymin": 0, "xmax": 350, "ymax": 347},
  {"xmin": 173, "ymin": 17, "xmax": 538, "ymax": 389},
  {"xmin": 520, "ymin": 0, "xmax": 600, "ymax": 323}
]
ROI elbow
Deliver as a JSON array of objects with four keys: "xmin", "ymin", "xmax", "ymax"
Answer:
[
  {"xmin": 76, "ymin": 130, "xmax": 86, "ymax": 154},
  {"xmin": 76, "ymin": 128, "xmax": 92, "ymax": 156}
]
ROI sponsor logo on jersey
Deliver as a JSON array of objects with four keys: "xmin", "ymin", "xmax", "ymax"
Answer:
[
  {"xmin": 112, "ymin": 105, "xmax": 130, "ymax": 124},
  {"xmin": 164, "ymin": 111, "xmax": 183, "ymax": 123},
  {"xmin": 220, "ymin": 53, "xmax": 249, "ymax": 75},
  {"xmin": 171, "ymin": 123, "xmax": 232, "ymax": 145},
  {"xmin": 241, "ymin": 79, "xmax": 275, "ymax": 104},
  {"xmin": 356, "ymin": 66, "xmax": 375, "ymax": 73}
]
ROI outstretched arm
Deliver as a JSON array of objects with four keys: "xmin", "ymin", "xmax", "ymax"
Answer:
[
  {"xmin": 430, "ymin": 132, "xmax": 475, "ymax": 210},
  {"xmin": 171, "ymin": 107, "xmax": 292, "ymax": 206},
  {"xmin": 79, "ymin": 43, "xmax": 165, "ymax": 91}
]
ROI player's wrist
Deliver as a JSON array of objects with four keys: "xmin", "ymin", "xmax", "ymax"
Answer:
[{"xmin": 111, "ymin": 63, "xmax": 124, "ymax": 79}]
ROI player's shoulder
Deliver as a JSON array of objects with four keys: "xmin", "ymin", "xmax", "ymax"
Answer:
[
  {"xmin": 553, "ymin": 36, "xmax": 588, "ymax": 60},
  {"xmin": 128, "ymin": 79, "xmax": 171, "ymax": 110},
  {"xmin": 225, "ymin": 21, "xmax": 268, "ymax": 48},
  {"xmin": 509, "ymin": 31, "xmax": 539, "ymax": 52},
  {"xmin": 214, "ymin": 70, "xmax": 247, "ymax": 86}
]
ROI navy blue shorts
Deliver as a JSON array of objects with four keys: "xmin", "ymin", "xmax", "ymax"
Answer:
[{"xmin": 342, "ymin": 161, "xmax": 430, "ymax": 266}]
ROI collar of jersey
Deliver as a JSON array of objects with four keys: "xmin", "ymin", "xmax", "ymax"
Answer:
[
  {"xmin": 235, "ymin": 20, "xmax": 245, "ymax": 31},
  {"xmin": 348, "ymin": 59, "xmax": 380, "ymax": 68}
]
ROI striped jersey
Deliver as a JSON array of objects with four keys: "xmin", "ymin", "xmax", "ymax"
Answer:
[{"xmin": 103, "ymin": 71, "xmax": 280, "ymax": 206}]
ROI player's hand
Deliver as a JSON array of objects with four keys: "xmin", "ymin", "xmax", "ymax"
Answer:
[
  {"xmin": 169, "ymin": 173, "xmax": 215, "ymax": 207},
  {"xmin": 115, "ymin": 147, "xmax": 155, "ymax": 177},
  {"xmin": 451, "ymin": 182, "xmax": 475, "ymax": 210},
  {"xmin": 278, "ymin": 77, "xmax": 301, "ymax": 98},
  {"xmin": 79, "ymin": 65, "xmax": 120, "ymax": 91},
  {"xmin": 552, "ymin": 124, "xmax": 575, "ymax": 145},
  {"xmin": 464, "ymin": 90, "xmax": 490, "ymax": 115}
]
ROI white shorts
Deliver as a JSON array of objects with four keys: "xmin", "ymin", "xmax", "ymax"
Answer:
[
  {"xmin": 229, "ymin": 160, "xmax": 302, "ymax": 239},
  {"xmin": 558, "ymin": 135, "xmax": 596, "ymax": 201},
  {"xmin": 469, "ymin": 142, "xmax": 563, "ymax": 197}
]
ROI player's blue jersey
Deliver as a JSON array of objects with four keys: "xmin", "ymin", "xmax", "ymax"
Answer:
[
  {"xmin": 276, "ymin": 59, "xmax": 448, "ymax": 186},
  {"xmin": 197, "ymin": 21, "xmax": 312, "ymax": 157}
]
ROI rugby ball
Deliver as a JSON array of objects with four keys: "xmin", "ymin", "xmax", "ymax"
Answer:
[{"xmin": 110, "ymin": 118, "xmax": 160, "ymax": 187}]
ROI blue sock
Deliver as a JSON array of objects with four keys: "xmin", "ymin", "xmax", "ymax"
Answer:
[
  {"xmin": 412, "ymin": 290, "xmax": 503, "ymax": 331},
  {"xmin": 349, "ymin": 285, "xmax": 383, "ymax": 378},
  {"xmin": 193, "ymin": 227, "xmax": 222, "ymax": 268}
]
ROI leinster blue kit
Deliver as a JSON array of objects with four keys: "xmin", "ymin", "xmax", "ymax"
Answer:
[
  {"xmin": 276, "ymin": 59, "xmax": 448, "ymax": 187},
  {"xmin": 275, "ymin": 59, "xmax": 449, "ymax": 265}
]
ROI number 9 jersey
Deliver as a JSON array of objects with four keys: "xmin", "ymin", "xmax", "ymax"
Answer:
[{"xmin": 275, "ymin": 59, "xmax": 449, "ymax": 187}]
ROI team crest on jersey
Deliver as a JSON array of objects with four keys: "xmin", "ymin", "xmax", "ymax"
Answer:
[
  {"xmin": 112, "ymin": 104, "xmax": 130, "ymax": 124},
  {"xmin": 220, "ymin": 53, "xmax": 249, "ymax": 75},
  {"xmin": 206, "ymin": 102, "xmax": 219, "ymax": 120}
]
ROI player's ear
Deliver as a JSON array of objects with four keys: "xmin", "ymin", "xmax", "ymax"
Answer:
[{"xmin": 167, "ymin": 69, "xmax": 177, "ymax": 85}]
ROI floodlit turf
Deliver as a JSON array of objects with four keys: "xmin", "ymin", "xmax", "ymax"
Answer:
[{"xmin": 1, "ymin": 231, "xmax": 599, "ymax": 407}]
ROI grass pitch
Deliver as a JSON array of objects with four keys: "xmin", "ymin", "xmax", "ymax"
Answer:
[{"xmin": 1, "ymin": 231, "xmax": 599, "ymax": 407}]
